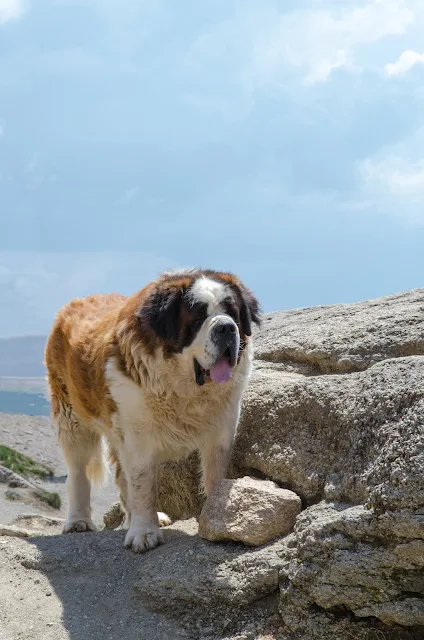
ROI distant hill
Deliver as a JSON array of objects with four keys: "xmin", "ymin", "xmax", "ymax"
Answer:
[{"xmin": 0, "ymin": 336, "xmax": 47, "ymax": 377}]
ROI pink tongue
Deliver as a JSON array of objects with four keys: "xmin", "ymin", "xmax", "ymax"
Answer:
[{"xmin": 210, "ymin": 357, "xmax": 232, "ymax": 383}]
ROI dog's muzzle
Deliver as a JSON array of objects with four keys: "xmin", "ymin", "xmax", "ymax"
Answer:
[{"xmin": 194, "ymin": 320, "xmax": 239, "ymax": 386}]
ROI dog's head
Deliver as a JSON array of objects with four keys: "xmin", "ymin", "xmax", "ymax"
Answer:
[{"xmin": 138, "ymin": 269, "xmax": 261, "ymax": 385}]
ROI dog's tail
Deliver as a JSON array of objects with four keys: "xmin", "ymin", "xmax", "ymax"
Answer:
[{"xmin": 86, "ymin": 437, "xmax": 109, "ymax": 486}]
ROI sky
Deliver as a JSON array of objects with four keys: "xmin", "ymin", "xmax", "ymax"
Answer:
[{"xmin": 1, "ymin": 0, "xmax": 424, "ymax": 337}]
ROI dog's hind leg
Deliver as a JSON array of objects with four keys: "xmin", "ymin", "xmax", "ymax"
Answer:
[
  {"xmin": 56, "ymin": 405, "xmax": 105, "ymax": 533},
  {"xmin": 112, "ymin": 452, "xmax": 130, "ymax": 528}
]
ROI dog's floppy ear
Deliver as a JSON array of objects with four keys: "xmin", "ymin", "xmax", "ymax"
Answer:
[
  {"xmin": 236, "ymin": 285, "xmax": 261, "ymax": 337},
  {"xmin": 139, "ymin": 287, "xmax": 183, "ymax": 343}
]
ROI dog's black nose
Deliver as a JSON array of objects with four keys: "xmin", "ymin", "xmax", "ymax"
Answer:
[
  {"xmin": 211, "ymin": 320, "xmax": 238, "ymax": 367},
  {"xmin": 215, "ymin": 322, "xmax": 236, "ymax": 336}
]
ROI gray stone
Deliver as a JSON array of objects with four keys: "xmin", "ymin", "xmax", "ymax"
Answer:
[
  {"xmin": 279, "ymin": 502, "xmax": 424, "ymax": 637},
  {"xmin": 133, "ymin": 519, "xmax": 285, "ymax": 611},
  {"xmin": 0, "ymin": 465, "xmax": 34, "ymax": 488},
  {"xmin": 254, "ymin": 287, "xmax": 424, "ymax": 374},
  {"xmin": 0, "ymin": 524, "xmax": 32, "ymax": 537},
  {"xmin": 5, "ymin": 488, "xmax": 24, "ymax": 501},
  {"xmin": 103, "ymin": 502, "xmax": 125, "ymax": 530},
  {"xmin": 157, "ymin": 451, "xmax": 204, "ymax": 521},
  {"xmin": 198, "ymin": 476, "xmax": 301, "ymax": 546},
  {"xmin": 12, "ymin": 514, "xmax": 65, "ymax": 532},
  {"xmin": 233, "ymin": 356, "xmax": 424, "ymax": 511}
]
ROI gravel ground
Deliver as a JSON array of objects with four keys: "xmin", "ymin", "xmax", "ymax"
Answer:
[{"xmin": 0, "ymin": 531, "xmax": 188, "ymax": 640}]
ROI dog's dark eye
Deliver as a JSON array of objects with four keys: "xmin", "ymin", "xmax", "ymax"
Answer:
[{"xmin": 193, "ymin": 317, "xmax": 205, "ymax": 331}]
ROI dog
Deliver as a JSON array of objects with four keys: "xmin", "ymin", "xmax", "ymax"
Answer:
[{"xmin": 45, "ymin": 268, "xmax": 260, "ymax": 553}]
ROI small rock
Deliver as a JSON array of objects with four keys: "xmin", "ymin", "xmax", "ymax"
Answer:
[
  {"xmin": 5, "ymin": 489, "xmax": 24, "ymax": 501},
  {"xmin": 0, "ymin": 466, "xmax": 34, "ymax": 489},
  {"xmin": 103, "ymin": 502, "xmax": 125, "ymax": 530},
  {"xmin": 0, "ymin": 524, "xmax": 33, "ymax": 538},
  {"xmin": 12, "ymin": 514, "xmax": 65, "ymax": 531},
  {"xmin": 198, "ymin": 476, "xmax": 302, "ymax": 546}
]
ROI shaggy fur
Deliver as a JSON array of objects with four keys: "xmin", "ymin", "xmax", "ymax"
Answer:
[{"xmin": 45, "ymin": 268, "xmax": 260, "ymax": 552}]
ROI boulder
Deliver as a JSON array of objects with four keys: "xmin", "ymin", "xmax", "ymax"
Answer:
[
  {"xmin": 254, "ymin": 287, "xmax": 424, "ymax": 373},
  {"xmin": 279, "ymin": 502, "xmax": 424, "ymax": 638},
  {"xmin": 198, "ymin": 477, "xmax": 301, "ymax": 546},
  {"xmin": 233, "ymin": 355, "xmax": 424, "ymax": 510}
]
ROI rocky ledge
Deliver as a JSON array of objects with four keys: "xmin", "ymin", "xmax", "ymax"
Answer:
[{"xmin": 156, "ymin": 288, "xmax": 424, "ymax": 638}]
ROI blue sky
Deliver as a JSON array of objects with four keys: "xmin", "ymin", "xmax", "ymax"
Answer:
[{"xmin": 1, "ymin": 0, "xmax": 424, "ymax": 337}]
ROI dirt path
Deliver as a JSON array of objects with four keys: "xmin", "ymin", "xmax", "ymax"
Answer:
[{"xmin": 0, "ymin": 529, "xmax": 190, "ymax": 640}]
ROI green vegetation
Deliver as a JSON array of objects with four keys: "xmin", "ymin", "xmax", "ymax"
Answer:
[
  {"xmin": 37, "ymin": 489, "xmax": 61, "ymax": 509},
  {"xmin": 0, "ymin": 444, "xmax": 54, "ymax": 480}
]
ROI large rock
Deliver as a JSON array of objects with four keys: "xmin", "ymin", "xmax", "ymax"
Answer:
[
  {"xmin": 279, "ymin": 503, "xmax": 424, "ymax": 638},
  {"xmin": 254, "ymin": 288, "xmax": 424, "ymax": 373},
  {"xmin": 234, "ymin": 355, "xmax": 424, "ymax": 510},
  {"xmin": 198, "ymin": 477, "xmax": 301, "ymax": 546},
  {"xmin": 155, "ymin": 288, "xmax": 424, "ymax": 638}
]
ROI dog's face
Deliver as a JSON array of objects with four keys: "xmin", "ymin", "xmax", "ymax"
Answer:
[{"xmin": 138, "ymin": 269, "xmax": 260, "ymax": 385}]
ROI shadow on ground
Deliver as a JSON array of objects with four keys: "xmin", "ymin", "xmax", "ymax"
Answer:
[{"xmin": 21, "ymin": 527, "xmax": 194, "ymax": 640}]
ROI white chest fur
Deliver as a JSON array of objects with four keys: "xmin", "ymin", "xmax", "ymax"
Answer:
[{"xmin": 105, "ymin": 358, "xmax": 247, "ymax": 461}]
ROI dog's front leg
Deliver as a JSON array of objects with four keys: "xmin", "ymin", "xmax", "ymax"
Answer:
[
  {"xmin": 119, "ymin": 445, "xmax": 162, "ymax": 553},
  {"xmin": 201, "ymin": 440, "xmax": 232, "ymax": 497},
  {"xmin": 200, "ymin": 404, "xmax": 241, "ymax": 497}
]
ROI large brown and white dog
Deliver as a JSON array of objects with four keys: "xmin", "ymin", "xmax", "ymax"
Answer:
[{"xmin": 45, "ymin": 268, "xmax": 260, "ymax": 553}]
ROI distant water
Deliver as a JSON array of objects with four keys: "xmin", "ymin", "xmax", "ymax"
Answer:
[{"xmin": 0, "ymin": 391, "xmax": 51, "ymax": 417}]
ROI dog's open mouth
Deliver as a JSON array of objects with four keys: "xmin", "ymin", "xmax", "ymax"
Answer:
[{"xmin": 194, "ymin": 348, "xmax": 233, "ymax": 386}]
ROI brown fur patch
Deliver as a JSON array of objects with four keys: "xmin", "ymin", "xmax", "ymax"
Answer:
[{"xmin": 45, "ymin": 269, "xmax": 260, "ymax": 428}]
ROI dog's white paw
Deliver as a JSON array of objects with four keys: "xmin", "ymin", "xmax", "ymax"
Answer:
[
  {"xmin": 124, "ymin": 527, "xmax": 163, "ymax": 553},
  {"xmin": 63, "ymin": 519, "xmax": 97, "ymax": 533},
  {"xmin": 157, "ymin": 511, "xmax": 172, "ymax": 527}
]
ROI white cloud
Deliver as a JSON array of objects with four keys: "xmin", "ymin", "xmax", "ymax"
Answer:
[
  {"xmin": 362, "ymin": 155, "xmax": 424, "ymax": 191},
  {"xmin": 249, "ymin": 0, "xmax": 414, "ymax": 86},
  {"xmin": 385, "ymin": 49, "xmax": 424, "ymax": 75},
  {"xmin": 187, "ymin": 0, "xmax": 416, "ymax": 98},
  {"xmin": 0, "ymin": 0, "xmax": 27, "ymax": 24},
  {"xmin": 360, "ymin": 152, "xmax": 424, "ymax": 224}
]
